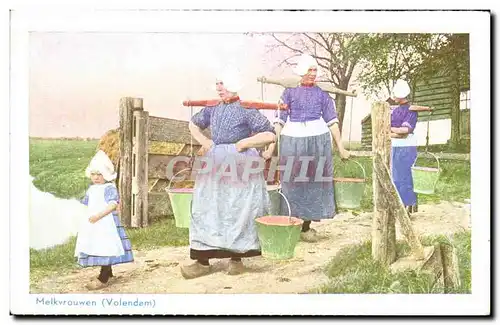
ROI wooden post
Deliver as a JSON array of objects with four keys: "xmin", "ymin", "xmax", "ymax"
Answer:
[
  {"xmin": 440, "ymin": 243, "xmax": 461, "ymax": 292},
  {"xmin": 119, "ymin": 97, "xmax": 134, "ymax": 227},
  {"xmin": 131, "ymin": 98, "xmax": 149, "ymax": 228},
  {"xmin": 371, "ymin": 101, "xmax": 397, "ymax": 265},
  {"xmin": 374, "ymin": 156, "xmax": 425, "ymax": 259},
  {"xmin": 371, "ymin": 101, "xmax": 425, "ymax": 260}
]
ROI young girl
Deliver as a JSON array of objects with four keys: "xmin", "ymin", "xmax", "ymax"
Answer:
[{"xmin": 74, "ymin": 150, "xmax": 134, "ymax": 290}]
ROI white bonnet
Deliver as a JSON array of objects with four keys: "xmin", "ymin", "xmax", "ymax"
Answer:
[
  {"xmin": 213, "ymin": 67, "xmax": 243, "ymax": 93},
  {"xmin": 392, "ymin": 79, "xmax": 411, "ymax": 99},
  {"xmin": 85, "ymin": 150, "xmax": 117, "ymax": 182},
  {"xmin": 293, "ymin": 54, "xmax": 322, "ymax": 77}
]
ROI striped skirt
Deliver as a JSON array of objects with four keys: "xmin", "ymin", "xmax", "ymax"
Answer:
[
  {"xmin": 77, "ymin": 213, "xmax": 134, "ymax": 267},
  {"xmin": 278, "ymin": 132, "xmax": 336, "ymax": 221}
]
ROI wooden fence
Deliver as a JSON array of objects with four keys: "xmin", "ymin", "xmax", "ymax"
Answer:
[{"xmin": 118, "ymin": 97, "xmax": 210, "ymax": 228}]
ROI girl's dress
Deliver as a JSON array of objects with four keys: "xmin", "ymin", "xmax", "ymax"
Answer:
[
  {"xmin": 74, "ymin": 183, "xmax": 134, "ymax": 266},
  {"xmin": 274, "ymin": 85, "xmax": 339, "ymax": 221},
  {"xmin": 390, "ymin": 103, "xmax": 418, "ymax": 209},
  {"xmin": 189, "ymin": 100, "xmax": 275, "ymax": 260}
]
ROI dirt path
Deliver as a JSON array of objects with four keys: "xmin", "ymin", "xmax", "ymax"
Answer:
[{"xmin": 31, "ymin": 201, "xmax": 470, "ymax": 294}]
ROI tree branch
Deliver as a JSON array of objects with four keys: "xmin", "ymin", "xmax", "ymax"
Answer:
[
  {"xmin": 271, "ymin": 34, "xmax": 305, "ymax": 55},
  {"xmin": 303, "ymin": 33, "xmax": 332, "ymax": 54}
]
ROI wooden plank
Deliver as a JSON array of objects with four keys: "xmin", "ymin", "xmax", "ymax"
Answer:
[
  {"xmin": 148, "ymin": 192, "xmax": 173, "ymax": 218},
  {"xmin": 417, "ymin": 110, "xmax": 452, "ymax": 121},
  {"xmin": 371, "ymin": 101, "xmax": 397, "ymax": 266},
  {"xmin": 416, "ymin": 75, "xmax": 453, "ymax": 87},
  {"xmin": 414, "ymin": 86, "xmax": 454, "ymax": 98},
  {"xmin": 131, "ymin": 108, "xmax": 149, "ymax": 228},
  {"xmin": 415, "ymin": 82, "xmax": 455, "ymax": 92},
  {"xmin": 118, "ymin": 97, "xmax": 134, "ymax": 227},
  {"xmin": 413, "ymin": 98, "xmax": 454, "ymax": 107},
  {"xmin": 148, "ymin": 154, "xmax": 192, "ymax": 180},
  {"xmin": 148, "ymin": 116, "xmax": 212, "ymax": 144},
  {"xmin": 257, "ymin": 76, "xmax": 358, "ymax": 97},
  {"xmin": 414, "ymin": 87, "xmax": 453, "ymax": 98},
  {"xmin": 413, "ymin": 93, "xmax": 454, "ymax": 103}
]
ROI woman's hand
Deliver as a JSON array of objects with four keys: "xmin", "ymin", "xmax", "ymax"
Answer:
[
  {"xmin": 390, "ymin": 132, "xmax": 408, "ymax": 139},
  {"xmin": 89, "ymin": 215, "xmax": 100, "ymax": 224},
  {"xmin": 198, "ymin": 139, "xmax": 214, "ymax": 156},
  {"xmin": 277, "ymin": 99, "xmax": 286, "ymax": 110},
  {"xmin": 261, "ymin": 148, "xmax": 273, "ymax": 160},
  {"xmin": 235, "ymin": 140, "xmax": 247, "ymax": 152},
  {"xmin": 339, "ymin": 148, "xmax": 351, "ymax": 160}
]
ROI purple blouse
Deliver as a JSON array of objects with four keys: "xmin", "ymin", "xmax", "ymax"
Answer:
[
  {"xmin": 274, "ymin": 86, "xmax": 339, "ymax": 126},
  {"xmin": 391, "ymin": 103, "xmax": 418, "ymax": 133},
  {"xmin": 191, "ymin": 101, "xmax": 275, "ymax": 145}
]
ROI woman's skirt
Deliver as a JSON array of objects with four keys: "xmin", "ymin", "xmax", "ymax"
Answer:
[
  {"xmin": 391, "ymin": 145, "xmax": 418, "ymax": 207},
  {"xmin": 77, "ymin": 213, "xmax": 134, "ymax": 267},
  {"xmin": 189, "ymin": 144, "xmax": 271, "ymax": 260},
  {"xmin": 278, "ymin": 132, "xmax": 335, "ymax": 221}
]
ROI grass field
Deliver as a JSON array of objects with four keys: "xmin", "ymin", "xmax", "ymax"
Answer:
[
  {"xmin": 316, "ymin": 231, "xmax": 471, "ymax": 294},
  {"xmin": 29, "ymin": 138, "xmax": 471, "ymax": 291}
]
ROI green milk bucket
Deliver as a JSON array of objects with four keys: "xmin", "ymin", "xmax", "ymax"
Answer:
[
  {"xmin": 167, "ymin": 188, "xmax": 193, "ymax": 228},
  {"xmin": 411, "ymin": 152, "xmax": 441, "ymax": 195},
  {"xmin": 166, "ymin": 168, "xmax": 193, "ymax": 228},
  {"xmin": 255, "ymin": 190, "xmax": 303, "ymax": 260},
  {"xmin": 334, "ymin": 159, "xmax": 366, "ymax": 209}
]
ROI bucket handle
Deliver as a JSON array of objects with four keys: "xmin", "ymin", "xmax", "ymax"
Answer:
[
  {"xmin": 339, "ymin": 158, "xmax": 366, "ymax": 180},
  {"xmin": 276, "ymin": 187, "xmax": 293, "ymax": 222},
  {"xmin": 412, "ymin": 152, "xmax": 440, "ymax": 171},
  {"xmin": 166, "ymin": 167, "xmax": 192, "ymax": 192}
]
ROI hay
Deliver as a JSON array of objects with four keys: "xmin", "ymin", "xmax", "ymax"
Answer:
[
  {"xmin": 149, "ymin": 141, "xmax": 185, "ymax": 155},
  {"xmin": 97, "ymin": 129, "xmax": 197, "ymax": 167},
  {"xmin": 96, "ymin": 128, "xmax": 120, "ymax": 167}
]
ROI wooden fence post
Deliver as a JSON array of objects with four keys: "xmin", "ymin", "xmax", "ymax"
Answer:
[
  {"xmin": 371, "ymin": 101, "xmax": 425, "ymax": 261},
  {"xmin": 371, "ymin": 101, "xmax": 397, "ymax": 265},
  {"xmin": 119, "ymin": 97, "xmax": 134, "ymax": 227},
  {"xmin": 131, "ymin": 98, "xmax": 149, "ymax": 228}
]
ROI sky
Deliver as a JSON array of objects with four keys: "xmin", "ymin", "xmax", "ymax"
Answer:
[{"xmin": 29, "ymin": 32, "xmax": 451, "ymax": 145}]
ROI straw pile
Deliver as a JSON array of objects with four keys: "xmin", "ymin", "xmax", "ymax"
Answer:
[{"xmin": 96, "ymin": 128, "xmax": 120, "ymax": 167}]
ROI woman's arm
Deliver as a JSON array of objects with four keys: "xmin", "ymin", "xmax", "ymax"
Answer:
[
  {"xmin": 391, "ymin": 126, "xmax": 411, "ymax": 135},
  {"xmin": 329, "ymin": 123, "xmax": 350, "ymax": 159},
  {"xmin": 236, "ymin": 131, "xmax": 276, "ymax": 151},
  {"xmin": 263, "ymin": 91, "xmax": 289, "ymax": 158},
  {"xmin": 390, "ymin": 109, "xmax": 418, "ymax": 137},
  {"xmin": 189, "ymin": 121, "xmax": 212, "ymax": 147},
  {"xmin": 263, "ymin": 123, "xmax": 282, "ymax": 157},
  {"xmin": 322, "ymin": 93, "xmax": 349, "ymax": 159},
  {"xmin": 390, "ymin": 132, "xmax": 408, "ymax": 138},
  {"xmin": 236, "ymin": 109, "xmax": 277, "ymax": 151},
  {"xmin": 189, "ymin": 106, "xmax": 214, "ymax": 152}
]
